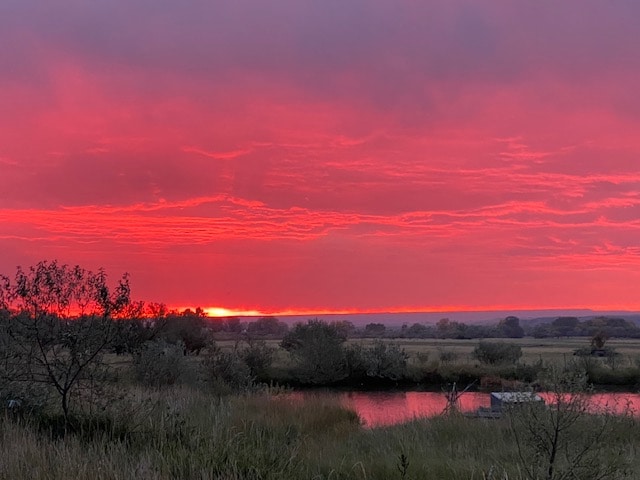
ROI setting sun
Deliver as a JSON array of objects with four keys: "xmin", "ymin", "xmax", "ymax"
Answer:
[{"xmin": 2, "ymin": 1, "xmax": 640, "ymax": 314}]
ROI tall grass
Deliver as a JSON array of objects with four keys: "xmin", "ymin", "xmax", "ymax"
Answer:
[{"xmin": 2, "ymin": 386, "xmax": 639, "ymax": 479}]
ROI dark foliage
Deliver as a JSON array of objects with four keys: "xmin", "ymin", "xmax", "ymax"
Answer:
[{"xmin": 473, "ymin": 341, "xmax": 522, "ymax": 365}]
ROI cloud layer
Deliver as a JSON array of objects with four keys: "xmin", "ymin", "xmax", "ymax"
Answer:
[{"xmin": 2, "ymin": 1, "xmax": 640, "ymax": 312}]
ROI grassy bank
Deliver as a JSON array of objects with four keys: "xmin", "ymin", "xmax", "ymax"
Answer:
[
  {"xmin": 208, "ymin": 336, "xmax": 640, "ymax": 390},
  {"xmin": 2, "ymin": 386, "xmax": 639, "ymax": 480}
]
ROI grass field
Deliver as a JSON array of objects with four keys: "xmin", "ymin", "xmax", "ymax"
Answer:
[
  {"xmin": 385, "ymin": 337, "xmax": 640, "ymax": 366},
  {"xmin": 5, "ymin": 336, "xmax": 640, "ymax": 479},
  {"xmin": 100, "ymin": 336, "xmax": 640, "ymax": 393},
  {"xmin": 2, "ymin": 386, "xmax": 638, "ymax": 480},
  {"xmin": 207, "ymin": 336, "xmax": 640, "ymax": 372}
]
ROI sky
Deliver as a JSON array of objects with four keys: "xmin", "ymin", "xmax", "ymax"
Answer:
[{"xmin": 1, "ymin": 1, "xmax": 640, "ymax": 316}]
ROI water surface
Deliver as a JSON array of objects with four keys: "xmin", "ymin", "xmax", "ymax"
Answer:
[{"xmin": 294, "ymin": 390, "xmax": 640, "ymax": 427}]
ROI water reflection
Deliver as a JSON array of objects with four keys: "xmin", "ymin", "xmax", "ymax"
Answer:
[
  {"xmin": 339, "ymin": 391, "xmax": 489, "ymax": 427},
  {"xmin": 294, "ymin": 390, "xmax": 640, "ymax": 428}
]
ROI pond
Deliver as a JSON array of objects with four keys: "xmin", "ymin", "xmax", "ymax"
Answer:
[{"xmin": 292, "ymin": 390, "xmax": 640, "ymax": 427}]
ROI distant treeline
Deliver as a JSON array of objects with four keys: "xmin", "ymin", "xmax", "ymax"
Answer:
[
  {"xmin": 206, "ymin": 314, "xmax": 640, "ymax": 341},
  {"xmin": 393, "ymin": 315, "xmax": 640, "ymax": 340}
]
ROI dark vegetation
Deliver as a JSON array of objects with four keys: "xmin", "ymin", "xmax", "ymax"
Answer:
[
  {"xmin": 393, "ymin": 314, "xmax": 640, "ymax": 340},
  {"xmin": 3, "ymin": 262, "xmax": 640, "ymax": 397},
  {"xmin": 1, "ymin": 261, "xmax": 640, "ymax": 479}
]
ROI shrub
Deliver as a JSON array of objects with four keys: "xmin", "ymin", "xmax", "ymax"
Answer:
[
  {"xmin": 414, "ymin": 351, "xmax": 430, "ymax": 366},
  {"xmin": 133, "ymin": 340, "xmax": 195, "ymax": 388},
  {"xmin": 438, "ymin": 349, "xmax": 458, "ymax": 364},
  {"xmin": 508, "ymin": 368, "xmax": 632, "ymax": 479},
  {"xmin": 240, "ymin": 340, "xmax": 275, "ymax": 380},
  {"xmin": 473, "ymin": 341, "xmax": 522, "ymax": 365},
  {"xmin": 246, "ymin": 317, "xmax": 288, "ymax": 336},
  {"xmin": 362, "ymin": 341, "xmax": 408, "ymax": 380},
  {"xmin": 346, "ymin": 341, "xmax": 409, "ymax": 381},
  {"xmin": 281, "ymin": 320, "xmax": 347, "ymax": 385},
  {"xmin": 204, "ymin": 345, "xmax": 254, "ymax": 392},
  {"xmin": 159, "ymin": 313, "xmax": 211, "ymax": 355}
]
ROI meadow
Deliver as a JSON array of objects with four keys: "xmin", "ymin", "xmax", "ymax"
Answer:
[
  {"xmin": 3, "ymin": 334, "xmax": 640, "ymax": 479},
  {"xmin": 391, "ymin": 337, "xmax": 640, "ymax": 365},
  {"xmin": 2, "ymin": 385, "xmax": 639, "ymax": 480},
  {"xmin": 210, "ymin": 336, "xmax": 640, "ymax": 390},
  {"xmin": 214, "ymin": 336, "xmax": 640, "ymax": 362},
  {"xmin": 4, "ymin": 260, "xmax": 639, "ymax": 479},
  {"xmin": 4, "ymin": 301, "xmax": 640, "ymax": 479}
]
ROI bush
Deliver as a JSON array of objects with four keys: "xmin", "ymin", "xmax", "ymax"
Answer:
[
  {"xmin": 133, "ymin": 340, "xmax": 196, "ymax": 388},
  {"xmin": 585, "ymin": 366, "xmax": 640, "ymax": 386},
  {"xmin": 240, "ymin": 340, "xmax": 275, "ymax": 380},
  {"xmin": 281, "ymin": 320, "xmax": 347, "ymax": 385},
  {"xmin": 509, "ymin": 368, "xmax": 632, "ymax": 479},
  {"xmin": 438, "ymin": 349, "xmax": 458, "ymax": 364},
  {"xmin": 204, "ymin": 345, "xmax": 255, "ymax": 392},
  {"xmin": 362, "ymin": 341, "xmax": 408, "ymax": 380},
  {"xmin": 159, "ymin": 314, "xmax": 211, "ymax": 355},
  {"xmin": 473, "ymin": 341, "xmax": 522, "ymax": 365},
  {"xmin": 346, "ymin": 341, "xmax": 409, "ymax": 381}
]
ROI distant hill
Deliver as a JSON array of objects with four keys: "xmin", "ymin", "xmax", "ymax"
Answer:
[{"xmin": 257, "ymin": 310, "xmax": 640, "ymax": 328}]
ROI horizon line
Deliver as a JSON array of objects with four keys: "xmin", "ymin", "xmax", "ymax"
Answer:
[{"xmin": 171, "ymin": 305, "xmax": 640, "ymax": 318}]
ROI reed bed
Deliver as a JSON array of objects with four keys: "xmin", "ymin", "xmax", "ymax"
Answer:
[{"xmin": 2, "ymin": 386, "xmax": 639, "ymax": 480}]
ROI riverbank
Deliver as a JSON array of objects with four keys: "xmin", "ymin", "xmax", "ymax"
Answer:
[
  {"xmin": 242, "ymin": 335, "xmax": 640, "ymax": 391},
  {"xmin": 267, "ymin": 361, "xmax": 640, "ymax": 392},
  {"xmin": 288, "ymin": 389, "xmax": 640, "ymax": 427},
  {"xmin": 2, "ymin": 386, "xmax": 638, "ymax": 479}
]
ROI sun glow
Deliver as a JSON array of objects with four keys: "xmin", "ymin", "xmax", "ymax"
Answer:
[
  {"xmin": 173, "ymin": 303, "xmax": 640, "ymax": 319},
  {"xmin": 201, "ymin": 307, "xmax": 264, "ymax": 318}
]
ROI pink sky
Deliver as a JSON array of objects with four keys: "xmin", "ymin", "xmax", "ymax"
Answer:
[{"xmin": 2, "ymin": 1, "xmax": 640, "ymax": 315}]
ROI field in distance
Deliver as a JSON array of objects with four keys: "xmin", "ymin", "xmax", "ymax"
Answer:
[{"xmin": 211, "ymin": 336, "xmax": 640, "ymax": 371}]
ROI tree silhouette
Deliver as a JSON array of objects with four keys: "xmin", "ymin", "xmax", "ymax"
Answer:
[{"xmin": 0, "ymin": 261, "xmax": 130, "ymax": 427}]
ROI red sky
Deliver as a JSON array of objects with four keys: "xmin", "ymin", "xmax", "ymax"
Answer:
[{"xmin": 2, "ymin": 1, "xmax": 640, "ymax": 315}]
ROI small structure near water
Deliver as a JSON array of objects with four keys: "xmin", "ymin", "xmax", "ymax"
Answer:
[
  {"xmin": 472, "ymin": 391, "xmax": 545, "ymax": 419},
  {"xmin": 490, "ymin": 392, "xmax": 544, "ymax": 410}
]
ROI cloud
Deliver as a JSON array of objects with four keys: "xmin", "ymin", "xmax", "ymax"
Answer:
[{"xmin": 2, "ymin": 1, "xmax": 640, "ymax": 310}]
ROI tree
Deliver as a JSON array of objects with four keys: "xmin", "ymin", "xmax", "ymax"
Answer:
[
  {"xmin": 224, "ymin": 317, "xmax": 244, "ymax": 334},
  {"xmin": 406, "ymin": 323, "xmax": 428, "ymax": 338},
  {"xmin": 0, "ymin": 261, "xmax": 130, "ymax": 426},
  {"xmin": 110, "ymin": 302, "xmax": 167, "ymax": 355},
  {"xmin": 332, "ymin": 320, "xmax": 356, "ymax": 338},
  {"xmin": 160, "ymin": 311, "xmax": 211, "ymax": 355},
  {"xmin": 591, "ymin": 331, "xmax": 608, "ymax": 350},
  {"xmin": 509, "ymin": 368, "xmax": 630, "ymax": 480},
  {"xmin": 436, "ymin": 318, "xmax": 451, "ymax": 337},
  {"xmin": 246, "ymin": 316, "xmax": 288, "ymax": 336},
  {"xmin": 499, "ymin": 316, "xmax": 525, "ymax": 338},
  {"xmin": 364, "ymin": 323, "xmax": 386, "ymax": 337},
  {"xmin": 551, "ymin": 317, "xmax": 579, "ymax": 337},
  {"xmin": 281, "ymin": 319, "xmax": 347, "ymax": 384},
  {"xmin": 436, "ymin": 318, "xmax": 469, "ymax": 339}
]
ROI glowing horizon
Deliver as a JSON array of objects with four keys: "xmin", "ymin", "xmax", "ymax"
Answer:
[
  {"xmin": 2, "ymin": 2, "xmax": 640, "ymax": 313},
  {"xmin": 188, "ymin": 304, "xmax": 640, "ymax": 319}
]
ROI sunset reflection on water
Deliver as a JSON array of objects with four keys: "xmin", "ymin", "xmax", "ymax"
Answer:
[
  {"xmin": 292, "ymin": 391, "xmax": 640, "ymax": 428},
  {"xmin": 339, "ymin": 391, "xmax": 489, "ymax": 427}
]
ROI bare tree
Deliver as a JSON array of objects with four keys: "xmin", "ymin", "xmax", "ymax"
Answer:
[
  {"xmin": 0, "ymin": 261, "xmax": 130, "ymax": 426},
  {"xmin": 508, "ymin": 368, "xmax": 630, "ymax": 480}
]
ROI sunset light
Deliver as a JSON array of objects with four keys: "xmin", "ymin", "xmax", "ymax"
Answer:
[
  {"xmin": 2, "ymin": 1, "xmax": 640, "ymax": 314},
  {"xmin": 4, "ymin": 4, "xmax": 640, "ymax": 477},
  {"xmin": 200, "ymin": 307, "xmax": 264, "ymax": 318}
]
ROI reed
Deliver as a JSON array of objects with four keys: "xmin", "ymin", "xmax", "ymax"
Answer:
[{"xmin": 2, "ymin": 386, "xmax": 639, "ymax": 479}]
